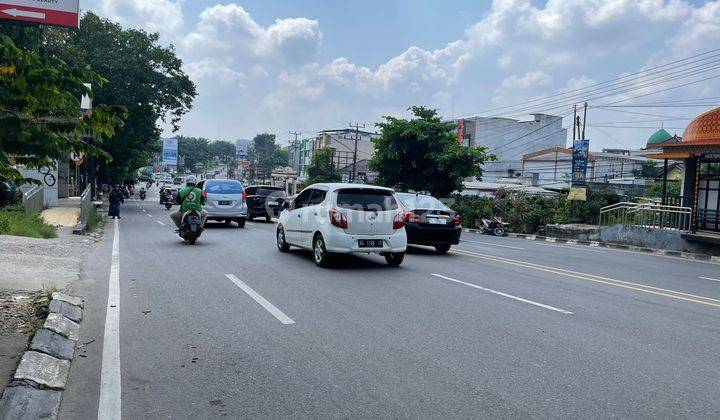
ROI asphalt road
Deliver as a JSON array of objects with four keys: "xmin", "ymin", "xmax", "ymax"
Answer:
[{"xmin": 59, "ymin": 187, "xmax": 720, "ymax": 418}]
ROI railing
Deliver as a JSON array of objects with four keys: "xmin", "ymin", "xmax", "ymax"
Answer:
[
  {"xmin": 22, "ymin": 185, "xmax": 44, "ymax": 214},
  {"xmin": 599, "ymin": 202, "xmax": 692, "ymax": 232},
  {"xmin": 78, "ymin": 185, "xmax": 92, "ymax": 227},
  {"xmin": 697, "ymin": 209, "xmax": 720, "ymax": 232}
]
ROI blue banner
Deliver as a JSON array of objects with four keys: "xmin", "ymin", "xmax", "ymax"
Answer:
[
  {"xmin": 571, "ymin": 139, "xmax": 589, "ymax": 186},
  {"xmin": 162, "ymin": 138, "xmax": 178, "ymax": 166}
]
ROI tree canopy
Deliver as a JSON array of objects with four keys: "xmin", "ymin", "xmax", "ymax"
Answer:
[
  {"xmin": 301, "ymin": 148, "xmax": 340, "ymax": 188},
  {"xmin": 210, "ymin": 140, "xmax": 236, "ymax": 164},
  {"xmin": 0, "ymin": 33, "xmax": 125, "ymax": 184},
  {"xmin": 177, "ymin": 136, "xmax": 212, "ymax": 173},
  {"xmin": 369, "ymin": 106, "xmax": 493, "ymax": 197}
]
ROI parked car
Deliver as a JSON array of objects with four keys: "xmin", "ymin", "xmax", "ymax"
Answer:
[
  {"xmin": 0, "ymin": 181, "xmax": 21, "ymax": 208},
  {"xmin": 396, "ymin": 193, "xmax": 462, "ymax": 254},
  {"xmin": 276, "ymin": 183, "xmax": 407, "ymax": 267},
  {"xmin": 245, "ymin": 185, "xmax": 287, "ymax": 221},
  {"xmin": 196, "ymin": 179, "xmax": 247, "ymax": 227}
]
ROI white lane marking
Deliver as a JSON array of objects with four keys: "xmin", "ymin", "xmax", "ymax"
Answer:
[
  {"xmin": 98, "ymin": 218, "xmax": 121, "ymax": 419},
  {"xmin": 538, "ymin": 243, "xmax": 606, "ymax": 253},
  {"xmin": 700, "ymin": 276, "xmax": 720, "ymax": 282},
  {"xmin": 460, "ymin": 239, "xmax": 524, "ymax": 250},
  {"xmin": 431, "ymin": 273, "xmax": 573, "ymax": 315},
  {"xmin": 142, "ymin": 209, "xmax": 146, "ymax": 212},
  {"xmin": 225, "ymin": 274, "xmax": 295, "ymax": 324},
  {"xmin": 146, "ymin": 213, "xmax": 152, "ymax": 217},
  {"xmin": 156, "ymin": 220, "xmax": 165, "ymax": 226}
]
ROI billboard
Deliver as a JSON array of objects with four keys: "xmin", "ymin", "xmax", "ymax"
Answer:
[
  {"xmin": 0, "ymin": 0, "xmax": 79, "ymax": 28},
  {"xmin": 235, "ymin": 139, "xmax": 251, "ymax": 173},
  {"xmin": 571, "ymin": 139, "xmax": 590, "ymax": 186},
  {"xmin": 162, "ymin": 138, "xmax": 178, "ymax": 166}
]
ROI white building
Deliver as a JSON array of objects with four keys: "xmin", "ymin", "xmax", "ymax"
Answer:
[{"xmin": 457, "ymin": 113, "xmax": 567, "ymax": 181}]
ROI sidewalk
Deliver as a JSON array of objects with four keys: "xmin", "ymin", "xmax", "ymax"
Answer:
[{"xmin": 41, "ymin": 197, "xmax": 81, "ymax": 228}]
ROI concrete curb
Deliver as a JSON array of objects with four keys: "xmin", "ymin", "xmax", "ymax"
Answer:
[
  {"xmin": 462, "ymin": 228, "xmax": 720, "ymax": 263},
  {"xmin": 0, "ymin": 293, "xmax": 85, "ymax": 419}
]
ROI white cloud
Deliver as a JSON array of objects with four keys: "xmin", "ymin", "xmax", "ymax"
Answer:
[
  {"xmin": 83, "ymin": 0, "xmax": 183, "ymax": 38},
  {"xmin": 501, "ymin": 71, "xmax": 553, "ymax": 90}
]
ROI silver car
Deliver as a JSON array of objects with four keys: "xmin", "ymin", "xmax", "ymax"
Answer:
[{"xmin": 197, "ymin": 179, "xmax": 248, "ymax": 227}]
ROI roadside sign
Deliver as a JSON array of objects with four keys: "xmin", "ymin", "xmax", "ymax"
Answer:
[
  {"xmin": 0, "ymin": 1, "xmax": 79, "ymax": 29},
  {"xmin": 568, "ymin": 186, "xmax": 587, "ymax": 201},
  {"xmin": 70, "ymin": 151, "xmax": 84, "ymax": 165},
  {"xmin": 571, "ymin": 139, "xmax": 590, "ymax": 186}
]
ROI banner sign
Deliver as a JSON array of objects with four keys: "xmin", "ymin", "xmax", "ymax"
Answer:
[
  {"xmin": 571, "ymin": 139, "xmax": 589, "ymax": 186},
  {"xmin": 457, "ymin": 119, "xmax": 465, "ymax": 144},
  {"xmin": 235, "ymin": 139, "xmax": 250, "ymax": 173},
  {"xmin": 0, "ymin": 0, "xmax": 79, "ymax": 28},
  {"xmin": 162, "ymin": 138, "xmax": 178, "ymax": 166}
]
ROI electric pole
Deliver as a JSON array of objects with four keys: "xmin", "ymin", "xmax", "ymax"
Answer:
[
  {"xmin": 581, "ymin": 102, "xmax": 588, "ymax": 139},
  {"xmin": 289, "ymin": 131, "xmax": 301, "ymax": 176},
  {"xmin": 348, "ymin": 123, "xmax": 365, "ymax": 183}
]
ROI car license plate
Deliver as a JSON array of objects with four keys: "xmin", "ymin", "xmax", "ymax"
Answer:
[
  {"xmin": 428, "ymin": 218, "xmax": 445, "ymax": 224},
  {"xmin": 358, "ymin": 239, "xmax": 383, "ymax": 248},
  {"xmin": 268, "ymin": 200, "xmax": 279, "ymax": 206},
  {"xmin": 218, "ymin": 200, "xmax": 231, "ymax": 205}
]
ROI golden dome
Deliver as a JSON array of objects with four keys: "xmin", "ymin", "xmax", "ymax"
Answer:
[{"xmin": 682, "ymin": 107, "xmax": 720, "ymax": 145}]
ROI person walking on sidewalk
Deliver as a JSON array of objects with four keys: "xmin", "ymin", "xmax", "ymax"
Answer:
[{"xmin": 108, "ymin": 186, "xmax": 124, "ymax": 219}]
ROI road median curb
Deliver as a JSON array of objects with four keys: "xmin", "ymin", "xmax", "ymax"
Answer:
[
  {"xmin": 462, "ymin": 228, "xmax": 719, "ymax": 263},
  {"xmin": 0, "ymin": 293, "xmax": 84, "ymax": 419}
]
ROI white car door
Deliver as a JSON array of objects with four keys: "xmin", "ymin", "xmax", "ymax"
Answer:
[
  {"xmin": 298, "ymin": 188, "xmax": 328, "ymax": 248},
  {"xmin": 284, "ymin": 188, "xmax": 312, "ymax": 244}
]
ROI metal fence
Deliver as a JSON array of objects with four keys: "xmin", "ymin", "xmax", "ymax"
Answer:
[
  {"xmin": 599, "ymin": 202, "xmax": 692, "ymax": 232},
  {"xmin": 78, "ymin": 184, "xmax": 92, "ymax": 227},
  {"xmin": 22, "ymin": 185, "xmax": 44, "ymax": 214}
]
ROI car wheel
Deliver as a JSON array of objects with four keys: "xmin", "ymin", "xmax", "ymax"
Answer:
[
  {"xmin": 237, "ymin": 218, "xmax": 246, "ymax": 228},
  {"xmin": 385, "ymin": 252, "xmax": 404, "ymax": 267},
  {"xmin": 276, "ymin": 227, "xmax": 290, "ymax": 252},
  {"xmin": 265, "ymin": 215, "xmax": 272, "ymax": 222},
  {"xmin": 224, "ymin": 219, "xmax": 232, "ymax": 224},
  {"xmin": 313, "ymin": 235, "xmax": 331, "ymax": 267},
  {"xmin": 434, "ymin": 244, "xmax": 451, "ymax": 254},
  {"xmin": 493, "ymin": 227, "xmax": 505, "ymax": 236}
]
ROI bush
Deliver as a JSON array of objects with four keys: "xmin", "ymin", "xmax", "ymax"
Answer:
[
  {"xmin": 0, "ymin": 210, "xmax": 57, "ymax": 238},
  {"xmin": 554, "ymin": 189, "xmax": 624, "ymax": 225},
  {"xmin": 86, "ymin": 207, "xmax": 104, "ymax": 232}
]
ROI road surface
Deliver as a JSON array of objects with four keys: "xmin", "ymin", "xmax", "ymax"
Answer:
[{"xmin": 59, "ymin": 188, "xmax": 720, "ymax": 418}]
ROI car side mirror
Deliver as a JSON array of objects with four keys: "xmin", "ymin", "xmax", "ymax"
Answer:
[{"xmin": 282, "ymin": 201, "xmax": 291, "ymax": 210}]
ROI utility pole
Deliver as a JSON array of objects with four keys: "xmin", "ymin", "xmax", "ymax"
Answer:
[
  {"xmin": 289, "ymin": 131, "xmax": 301, "ymax": 177},
  {"xmin": 348, "ymin": 123, "xmax": 365, "ymax": 183},
  {"xmin": 572, "ymin": 105, "xmax": 577, "ymax": 140},
  {"xmin": 581, "ymin": 102, "xmax": 588, "ymax": 139}
]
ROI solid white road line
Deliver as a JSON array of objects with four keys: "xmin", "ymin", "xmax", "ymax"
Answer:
[
  {"xmin": 459, "ymin": 239, "xmax": 525, "ymax": 250},
  {"xmin": 431, "ymin": 273, "xmax": 573, "ymax": 315},
  {"xmin": 225, "ymin": 274, "xmax": 295, "ymax": 324},
  {"xmin": 98, "ymin": 218, "xmax": 121, "ymax": 419},
  {"xmin": 700, "ymin": 276, "xmax": 720, "ymax": 282},
  {"xmin": 537, "ymin": 243, "xmax": 606, "ymax": 253},
  {"xmin": 146, "ymin": 213, "xmax": 152, "ymax": 217},
  {"xmin": 156, "ymin": 220, "xmax": 165, "ymax": 226}
]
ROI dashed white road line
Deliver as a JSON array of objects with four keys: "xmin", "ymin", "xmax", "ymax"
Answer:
[
  {"xmin": 225, "ymin": 274, "xmax": 295, "ymax": 324},
  {"xmin": 459, "ymin": 239, "xmax": 524, "ymax": 250},
  {"xmin": 700, "ymin": 276, "xmax": 720, "ymax": 282},
  {"xmin": 431, "ymin": 273, "xmax": 573, "ymax": 315},
  {"xmin": 156, "ymin": 220, "xmax": 165, "ymax": 226},
  {"xmin": 146, "ymin": 213, "xmax": 152, "ymax": 217},
  {"xmin": 98, "ymin": 218, "xmax": 121, "ymax": 419}
]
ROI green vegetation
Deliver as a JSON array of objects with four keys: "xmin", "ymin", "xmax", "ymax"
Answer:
[
  {"xmin": 300, "ymin": 148, "xmax": 341, "ymax": 188},
  {"xmin": 370, "ymin": 106, "xmax": 493, "ymax": 197},
  {"xmin": 449, "ymin": 188, "xmax": 625, "ymax": 233},
  {"xmin": 0, "ymin": 209, "xmax": 57, "ymax": 238},
  {"xmin": 86, "ymin": 207, "xmax": 105, "ymax": 233}
]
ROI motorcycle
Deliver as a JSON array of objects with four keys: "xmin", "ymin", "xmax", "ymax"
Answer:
[
  {"xmin": 178, "ymin": 209, "xmax": 203, "ymax": 245},
  {"xmin": 139, "ymin": 191, "xmax": 146, "ymax": 200},
  {"xmin": 164, "ymin": 193, "xmax": 174, "ymax": 210},
  {"xmin": 480, "ymin": 216, "xmax": 509, "ymax": 236}
]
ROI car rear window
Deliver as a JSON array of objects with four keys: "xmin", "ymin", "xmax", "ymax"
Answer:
[
  {"xmin": 336, "ymin": 188, "xmax": 398, "ymax": 211},
  {"xmin": 257, "ymin": 187, "xmax": 285, "ymax": 197},
  {"xmin": 397, "ymin": 194, "xmax": 447, "ymax": 210},
  {"xmin": 206, "ymin": 181, "xmax": 243, "ymax": 194}
]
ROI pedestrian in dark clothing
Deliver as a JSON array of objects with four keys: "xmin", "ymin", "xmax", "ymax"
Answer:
[{"xmin": 108, "ymin": 186, "xmax": 124, "ymax": 219}]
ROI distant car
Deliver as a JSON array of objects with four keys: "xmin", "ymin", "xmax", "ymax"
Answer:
[
  {"xmin": 196, "ymin": 179, "xmax": 247, "ymax": 227},
  {"xmin": 245, "ymin": 185, "xmax": 287, "ymax": 221},
  {"xmin": 396, "ymin": 192, "xmax": 462, "ymax": 254},
  {"xmin": 276, "ymin": 183, "xmax": 407, "ymax": 267},
  {"xmin": 0, "ymin": 181, "xmax": 21, "ymax": 207}
]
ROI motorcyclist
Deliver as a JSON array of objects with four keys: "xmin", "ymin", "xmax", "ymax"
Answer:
[
  {"xmin": 170, "ymin": 175, "xmax": 207, "ymax": 231},
  {"xmin": 139, "ymin": 186, "xmax": 147, "ymax": 199}
]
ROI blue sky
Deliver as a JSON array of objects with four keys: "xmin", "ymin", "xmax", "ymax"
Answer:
[{"xmin": 83, "ymin": 1, "xmax": 720, "ymax": 150}]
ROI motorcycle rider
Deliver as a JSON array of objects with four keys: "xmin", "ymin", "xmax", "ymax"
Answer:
[{"xmin": 170, "ymin": 175, "xmax": 207, "ymax": 231}]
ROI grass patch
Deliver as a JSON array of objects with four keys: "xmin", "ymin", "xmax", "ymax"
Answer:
[
  {"xmin": 0, "ymin": 209, "xmax": 57, "ymax": 238},
  {"xmin": 86, "ymin": 206, "xmax": 105, "ymax": 233}
]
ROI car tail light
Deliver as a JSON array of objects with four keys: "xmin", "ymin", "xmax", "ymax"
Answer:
[
  {"xmin": 403, "ymin": 211, "xmax": 420, "ymax": 223},
  {"xmin": 393, "ymin": 212, "xmax": 406, "ymax": 230},
  {"xmin": 201, "ymin": 190, "xmax": 208, "ymax": 200},
  {"xmin": 454, "ymin": 213, "xmax": 461, "ymax": 226},
  {"xmin": 241, "ymin": 190, "xmax": 247, "ymax": 203},
  {"xmin": 329, "ymin": 208, "xmax": 348, "ymax": 229}
]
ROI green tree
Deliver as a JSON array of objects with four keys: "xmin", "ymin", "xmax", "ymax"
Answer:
[
  {"xmin": 40, "ymin": 12, "xmax": 197, "ymax": 182},
  {"xmin": 177, "ymin": 136, "xmax": 212, "ymax": 173},
  {"xmin": 369, "ymin": 106, "xmax": 493, "ymax": 197},
  {"xmin": 252, "ymin": 133, "xmax": 277, "ymax": 174},
  {"xmin": 210, "ymin": 140, "xmax": 236, "ymax": 164},
  {"xmin": 273, "ymin": 145, "xmax": 289, "ymax": 167},
  {"xmin": 300, "ymin": 148, "xmax": 340, "ymax": 188},
  {"xmin": 0, "ymin": 33, "xmax": 125, "ymax": 184}
]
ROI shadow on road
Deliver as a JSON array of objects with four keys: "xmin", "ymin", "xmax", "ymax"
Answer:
[{"xmin": 282, "ymin": 249, "xmax": 391, "ymax": 270}]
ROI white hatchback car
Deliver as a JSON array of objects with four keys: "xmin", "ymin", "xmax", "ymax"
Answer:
[{"xmin": 276, "ymin": 183, "xmax": 407, "ymax": 267}]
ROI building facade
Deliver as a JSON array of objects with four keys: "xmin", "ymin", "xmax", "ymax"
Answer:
[{"xmin": 289, "ymin": 129, "xmax": 378, "ymax": 181}]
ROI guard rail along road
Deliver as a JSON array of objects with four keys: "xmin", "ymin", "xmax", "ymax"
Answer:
[
  {"xmin": 74, "ymin": 185, "xmax": 92, "ymax": 234},
  {"xmin": 599, "ymin": 202, "xmax": 692, "ymax": 232}
]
